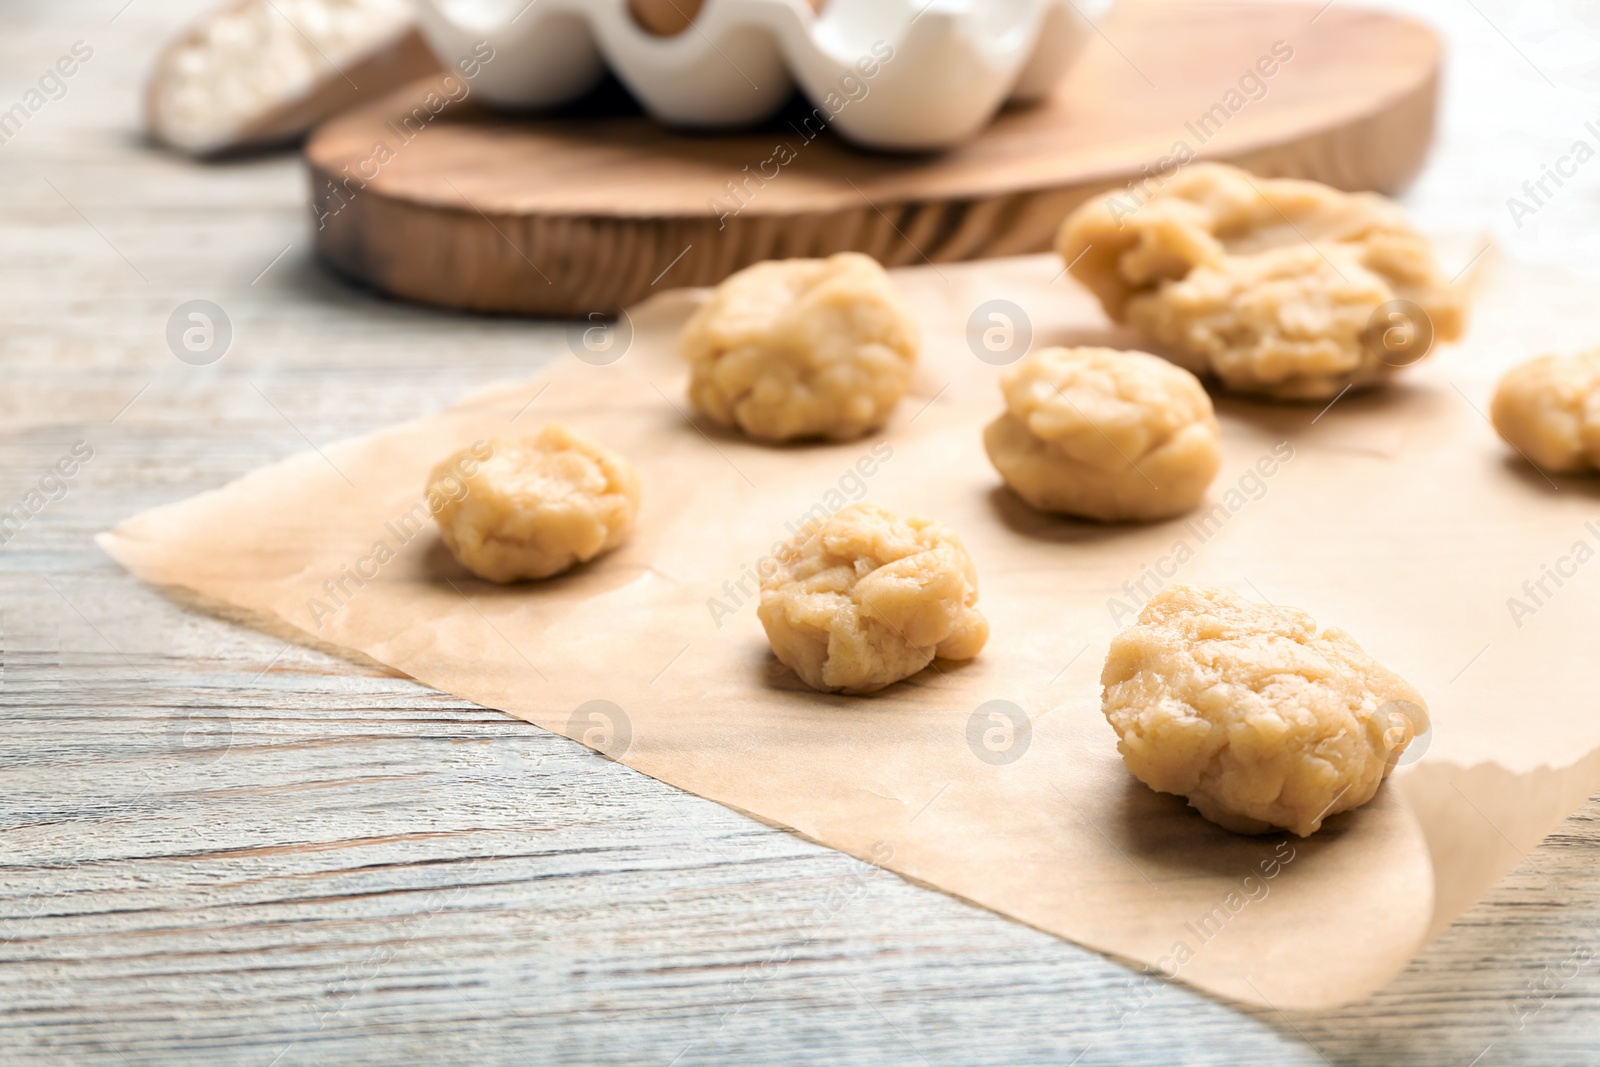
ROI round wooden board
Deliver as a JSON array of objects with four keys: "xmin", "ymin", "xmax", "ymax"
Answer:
[{"xmin": 307, "ymin": 1, "xmax": 1440, "ymax": 317}]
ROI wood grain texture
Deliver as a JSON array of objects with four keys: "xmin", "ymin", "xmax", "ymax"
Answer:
[
  {"xmin": 307, "ymin": 0, "xmax": 1441, "ymax": 315},
  {"xmin": 3, "ymin": 0, "xmax": 1600, "ymax": 1064}
]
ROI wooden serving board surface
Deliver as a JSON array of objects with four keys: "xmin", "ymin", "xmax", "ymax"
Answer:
[{"xmin": 307, "ymin": 1, "xmax": 1440, "ymax": 315}]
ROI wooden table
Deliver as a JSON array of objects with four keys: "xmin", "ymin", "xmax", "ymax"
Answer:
[{"xmin": 3, "ymin": 1, "xmax": 1598, "ymax": 1063}]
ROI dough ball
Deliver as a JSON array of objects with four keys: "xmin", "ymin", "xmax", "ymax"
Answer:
[
  {"xmin": 1490, "ymin": 351, "xmax": 1600, "ymax": 473},
  {"xmin": 1057, "ymin": 163, "xmax": 1464, "ymax": 400},
  {"xmin": 983, "ymin": 346, "xmax": 1222, "ymax": 522},
  {"xmin": 429, "ymin": 425, "xmax": 641, "ymax": 583},
  {"xmin": 680, "ymin": 253, "xmax": 920, "ymax": 442},
  {"xmin": 757, "ymin": 503, "xmax": 988, "ymax": 694},
  {"xmin": 1101, "ymin": 585, "xmax": 1426, "ymax": 837}
]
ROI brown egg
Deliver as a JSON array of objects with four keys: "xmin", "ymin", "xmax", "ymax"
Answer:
[
  {"xmin": 628, "ymin": 0, "xmax": 824, "ymax": 37},
  {"xmin": 627, "ymin": 0, "xmax": 702, "ymax": 36}
]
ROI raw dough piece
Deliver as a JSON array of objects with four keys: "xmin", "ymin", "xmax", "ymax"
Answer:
[
  {"xmin": 1056, "ymin": 163, "xmax": 1464, "ymax": 400},
  {"xmin": 146, "ymin": 0, "xmax": 437, "ymax": 156},
  {"xmin": 429, "ymin": 425, "xmax": 641, "ymax": 583},
  {"xmin": 1490, "ymin": 351, "xmax": 1600, "ymax": 473},
  {"xmin": 983, "ymin": 346, "xmax": 1222, "ymax": 522},
  {"xmin": 680, "ymin": 253, "xmax": 919, "ymax": 442},
  {"xmin": 757, "ymin": 504, "xmax": 988, "ymax": 694},
  {"xmin": 1101, "ymin": 585, "xmax": 1426, "ymax": 837}
]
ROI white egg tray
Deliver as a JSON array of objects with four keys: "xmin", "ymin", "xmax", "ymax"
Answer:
[{"xmin": 415, "ymin": 0, "xmax": 1096, "ymax": 149}]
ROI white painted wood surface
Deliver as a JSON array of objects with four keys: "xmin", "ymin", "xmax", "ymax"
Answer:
[{"xmin": 3, "ymin": 0, "xmax": 1600, "ymax": 1063}]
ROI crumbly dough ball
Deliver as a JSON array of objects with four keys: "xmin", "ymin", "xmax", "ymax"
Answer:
[
  {"xmin": 1056, "ymin": 163, "xmax": 1464, "ymax": 400},
  {"xmin": 429, "ymin": 425, "xmax": 641, "ymax": 583},
  {"xmin": 983, "ymin": 346, "xmax": 1222, "ymax": 522},
  {"xmin": 1101, "ymin": 585, "xmax": 1427, "ymax": 837},
  {"xmin": 757, "ymin": 503, "xmax": 988, "ymax": 694},
  {"xmin": 680, "ymin": 253, "xmax": 919, "ymax": 442},
  {"xmin": 1490, "ymin": 351, "xmax": 1600, "ymax": 473}
]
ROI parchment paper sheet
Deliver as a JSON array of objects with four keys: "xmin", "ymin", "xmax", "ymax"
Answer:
[{"xmin": 100, "ymin": 251, "xmax": 1600, "ymax": 1010}]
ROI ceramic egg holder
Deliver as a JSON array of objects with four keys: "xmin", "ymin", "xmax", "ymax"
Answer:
[{"xmin": 415, "ymin": 0, "xmax": 1089, "ymax": 150}]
